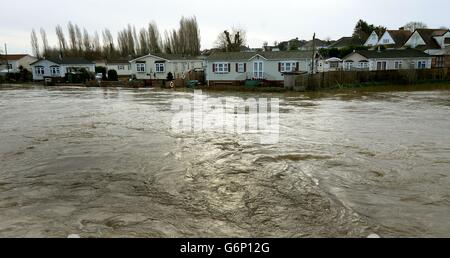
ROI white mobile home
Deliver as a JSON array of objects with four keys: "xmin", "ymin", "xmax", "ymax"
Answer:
[
  {"xmin": 206, "ymin": 51, "xmax": 317, "ymax": 86},
  {"xmin": 130, "ymin": 53, "xmax": 203, "ymax": 80},
  {"xmin": 106, "ymin": 59, "xmax": 132, "ymax": 77},
  {"xmin": 0, "ymin": 54, "xmax": 38, "ymax": 74},
  {"xmin": 342, "ymin": 49, "xmax": 432, "ymax": 71},
  {"xmin": 30, "ymin": 57, "xmax": 95, "ymax": 81}
]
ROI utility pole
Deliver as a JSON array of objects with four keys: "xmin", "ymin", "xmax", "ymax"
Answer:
[
  {"xmin": 311, "ymin": 33, "xmax": 316, "ymax": 74},
  {"xmin": 4, "ymin": 43, "xmax": 10, "ymax": 74}
]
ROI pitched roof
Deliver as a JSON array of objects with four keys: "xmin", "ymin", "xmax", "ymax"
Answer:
[
  {"xmin": 328, "ymin": 37, "xmax": 364, "ymax": 48},
  {"xmin": 414, "ymin": 29, "xmax": 449, "ymax": 49},
  {"xmin": 31, "ymin": 57, "xmax": 94, "ymax": 65},
  {"xmin": 0, "ymin": 54, "xmax": 29, "ymax": 61},
  {"xmin": 385, "ymin": 30, "xmax": 413, "ymax": 48},
  {"xmin": 348, "ymin": 49, "xmax": 430, "ymax": 59},
  {"xmin": 301, "ymin": 39, "xmax": 330, "ymax": 49},
  {"xmin": 131, "ymin": 53, "xmax": 203, "ymax": 62},
  {"xmin": 106, "ymin": 59, "xmax": 131, "ymax": 64},
  {"xmin": 206, "ymin": 51, "xmax": 316, "ymax": 61}
]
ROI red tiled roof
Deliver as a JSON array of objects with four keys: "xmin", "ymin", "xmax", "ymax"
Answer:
[{"xmin": 0, "ymin": 54, "xmax": 28, "ymax": 61}]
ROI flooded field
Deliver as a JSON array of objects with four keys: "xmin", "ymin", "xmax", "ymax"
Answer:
[{"xmin": 0, "ymin": 84, "xmax": 449, "ymax": 237}]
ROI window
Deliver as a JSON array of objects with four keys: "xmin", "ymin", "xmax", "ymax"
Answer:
[
  {"xmin": 118, "ymin": 65, "xmax": 125, "ymax": 70},
  {"xmin": 155, "ymin": 63, "xmax": 165, "ymax": 73},
  {"xmin": 7, "ymin": 64, "xmax": 12, "ymax": 70},
  {"xmin": 377, "ymin": 61, "xmax": 387, "ymax": 70},
  {"xmin": 436, "ymin": 56, "xmax": 445, "ymax": 68},
  {"xmin": 237, "ymin": 63, "xmax": 245, "ymax": 73},
  {"xmin": 280, "ymin": 62, "xmax": 297, "ymax": 72},
  {"xmin": 330, "ymin": 62, "xmax": 339, "ymax": 69},
  {"xmin": 383, "ymin": 39, "xmax": 389, "ymax": 44},
  {"xmin": 417, "ymin": 61, "xmax": 427, "ymax": 69},
  {"xmin": 394, "ymin": 61, "xmax": 403, "ymax": 69},
  {"xmin": 136, "ymin": 63, "xmax": 146, "ymax": 73},
  {"xmin": 445, "ymin": 38, "xmax": 450, "ymax": 45},
  {"xmin": 35, "ymin": 66, "xmax": 45, "ymax": 75},
  {"xmin": 214, "ymin": 63, "xmax": 229, "ymax": 73},
  {"xmin": 345, "ymin": 61, "xmax": 354, "ymax": 70},
  {"xmin": 50, "ymin": 66, "xmax": 60, "ymax": 75},
  {"xmin": 358, "ymin": 62, "xmax": 369, "ymax": 69}
]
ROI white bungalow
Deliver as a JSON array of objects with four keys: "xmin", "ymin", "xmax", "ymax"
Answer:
[
  {"xmin": 130, "ymin": 53, "xmax": 204, "ymax": 81},
  {"xmin": 0, "ymin": 54, "xmax": 38, "ymax": 74},
  {"xmin": 106, "ymin": 59, "xmax": 132, "ymax": 77},
  {"xmin": 342, "ymin": 49, "xmax": 432, "ymax": 71},
  {"xmin": 206, "ymin": 51, "xmax": 318, "ymax": 86},
  {"xmin": 403, "ymin": 28, "xmax": 450, "ymax": 68},
  {"xmin": 318, "ymin": 57, "xmax": 343, "ymax": 72},
  {"xmin": 30, "ymin": 57, "xmax": 95, "ymax": 81}
]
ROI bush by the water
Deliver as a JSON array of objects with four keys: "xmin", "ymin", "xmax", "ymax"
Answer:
[
  {"xmin": 107, "ymin": 70, "xmax": 118, "ymax": 81},
  {"xmin": 95, "ymin": 66, "xmax": 107, "ymax": 80}
]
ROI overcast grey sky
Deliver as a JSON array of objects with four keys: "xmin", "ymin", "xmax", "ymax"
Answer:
[{"xmin": 1, "ymin": 0, "xmax": 450, "ymax": 54}]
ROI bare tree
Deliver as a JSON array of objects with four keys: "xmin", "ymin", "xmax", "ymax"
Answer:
[
  {"xmin": 83, "ymin": 28, "xmax": 92, "ymax": 55},
  {"xmin": 102, "ymin": 29, "xmax": 115, "ymax": 58},
  {"xmin": 67, "ymin": 22, "xmax": 77, "ymax": 54},
  {"xmin": 403, "ymin": 21, "xmax": 428, "ymax": 32},
  {"xmin": 148, "ymin": 22, "xmax": 162, "ymax": 53},
  {"xmin": 138, "ymin": 28, "xmax": 149, "ymax": 56},
  {"xmin": 31, "ymin": 29, "xmax": 41, "ymax": 58},
  {"xmin": 215, "ymin": 27, "xmax": 247, "ymax": 52},
  {"xmin": 55, "ymin": 25, "xmax": 67, "ymax": 55},
  {"xmin": 75, "ymin": 25, "xmax": 83, "ymax": 52},
  {"xmin": 40, "ymin": 28, "xmax": 49, "ymax": 57}
]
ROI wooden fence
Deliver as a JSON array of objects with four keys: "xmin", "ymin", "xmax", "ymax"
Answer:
[{"xmin": 289, "ymin": 68, "xmax": 450, "ymax": 91}]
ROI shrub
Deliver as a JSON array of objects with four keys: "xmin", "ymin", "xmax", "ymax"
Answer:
[
  {"xmin": 167, "ymin": 72, "xmax": 174, "ymax": 81},
  {"xmin": 95, "ymin": 66, "xmax": 107, "ymax": 80},
  {"xmin": 107, "ymin": 69, "xmax": 118, "ymax": 81}
]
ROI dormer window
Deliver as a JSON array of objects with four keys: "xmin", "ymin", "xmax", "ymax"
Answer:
[
  {"xmin": 445, "ymin": 38, "xmax": 450, "ymax": 45},
  {"xmin": 383, "ymin": 39, "xmax": 389, "ymax": 44}
]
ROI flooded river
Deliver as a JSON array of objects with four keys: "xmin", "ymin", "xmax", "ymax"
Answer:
[{"xmin": 0, "ymin": 85, "xmax": 449, "ymax": 237}]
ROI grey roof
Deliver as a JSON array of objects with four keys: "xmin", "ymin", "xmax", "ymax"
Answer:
[
  {"xmin": 328, "ymin": 37, "xmax": 364, "ymax": 48},
  {"xmin": 133, "ymin": 53, "xmax": 203, "ymax": 61},
  {"xmin": 31, "ymin": 57, "xmax": 94, "ymax": 65},
  {"xmin": 206, "ymin": 51, "xmax": 316, "ymax": 61},
  {"xmin": 348, "ymin": 49, "xmax": 430, "ymax": 59}
]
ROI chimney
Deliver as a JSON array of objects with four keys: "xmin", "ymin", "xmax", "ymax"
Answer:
[{"xmin": 399, "ymin": 27, "xmax": 405, "ymax": 31}]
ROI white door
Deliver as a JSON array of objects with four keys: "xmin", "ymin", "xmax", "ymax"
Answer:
[{"xmin": 253, "ymin": 61, "xmax": 264, "ymax": 79}]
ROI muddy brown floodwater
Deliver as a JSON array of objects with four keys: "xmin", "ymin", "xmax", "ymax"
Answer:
[{"xmin": 0, "ymin": 85, "xmax": 449, "ymax": 237}]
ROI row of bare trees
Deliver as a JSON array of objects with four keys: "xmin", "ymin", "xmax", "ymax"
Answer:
[{"xmin": 30, "ymin": 17, "xmax": 201, "ymax": 60}]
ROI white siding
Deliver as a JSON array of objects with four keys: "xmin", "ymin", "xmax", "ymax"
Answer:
[
  {"xmin": 343, "ymin": 52, "xmax": 432, "ymax": 71},
  {"xmin": 130, "ymin": 55, "xmax": 203, "ymax": 80},
  {"xmin": 364, "ymin": 31, "xmax": 380, "ymax": 47},
  {"xmin": 377, "ymin": 31, "xmax": 396, "ymax": 46},
  {"xmin": 404, "ymin": 31, "xmax": 426, "ymax": 48},
  {"xmin": 31, "ymin": 60, "xmax": 95, "ymax": 80},
  {"xmin": 106, "ymin": 64, "xmax": 132, "ymax": 76},
  {"xmin": 206, "ymin": 58, "xmax": 312, "ymax": 82}
]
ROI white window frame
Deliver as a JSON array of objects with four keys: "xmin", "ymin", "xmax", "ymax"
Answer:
[
  {"xmin": 214, "ymin": 63, "xmax": 229, "ymax": 74},
  {"xmin": 394, "ymin": 61, "xmax": 403, "ymax": 70},
  {"xmin": 417, "ymin": 61, "xmax": 427, "ymax": 69},
  {"xmin": 7, "ymin": 64, "xmax": 13, "ymax": 70},
  {"xmin": 136, "ymin": 63, "xmax": 146, "ymax": 73},
  {"xmin": 280, "ymin": 61, "xmax": 297, "ymax": 72},
  {"xmin": 35, "ymin": 66, "xmax": 45, "ymax": 75},
  {"xmin": 237, "ymin": 63, "xmax": 245, "ymax": 73},
  {"xmin": 50, "ymin": 66, "xmax": 60, "ymax": 75},
  {"xmin": 383, "ymin": 39, "xmax": 389, "ymax": 44},
  {"xmin": 118, "ymin": 65, "xmax": 125, "ymax": 70},
  {"xmin": 358, "ymin": 62, "xmax": 369, "ymax": 69},
  {"xmin": 155, "ymin": 63, "xmax": 165, "ymax": 73},
  {"xmin": 345, "ymin": 61, "xmax": 354, "ymax": 70}
]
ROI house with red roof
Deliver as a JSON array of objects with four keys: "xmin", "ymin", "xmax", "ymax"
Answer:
[{"xmin": 0, "ymin": 54, "xmax": 38, "ymax": 74}]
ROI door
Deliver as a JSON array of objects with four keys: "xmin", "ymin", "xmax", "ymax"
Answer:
[
  {"xmin": 253, "ymin": 61, "xmax": 264, "ymax": 79},
  {"xmin": 377, "ymin": 61, "xmax": 387, "ymax": 71}
]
